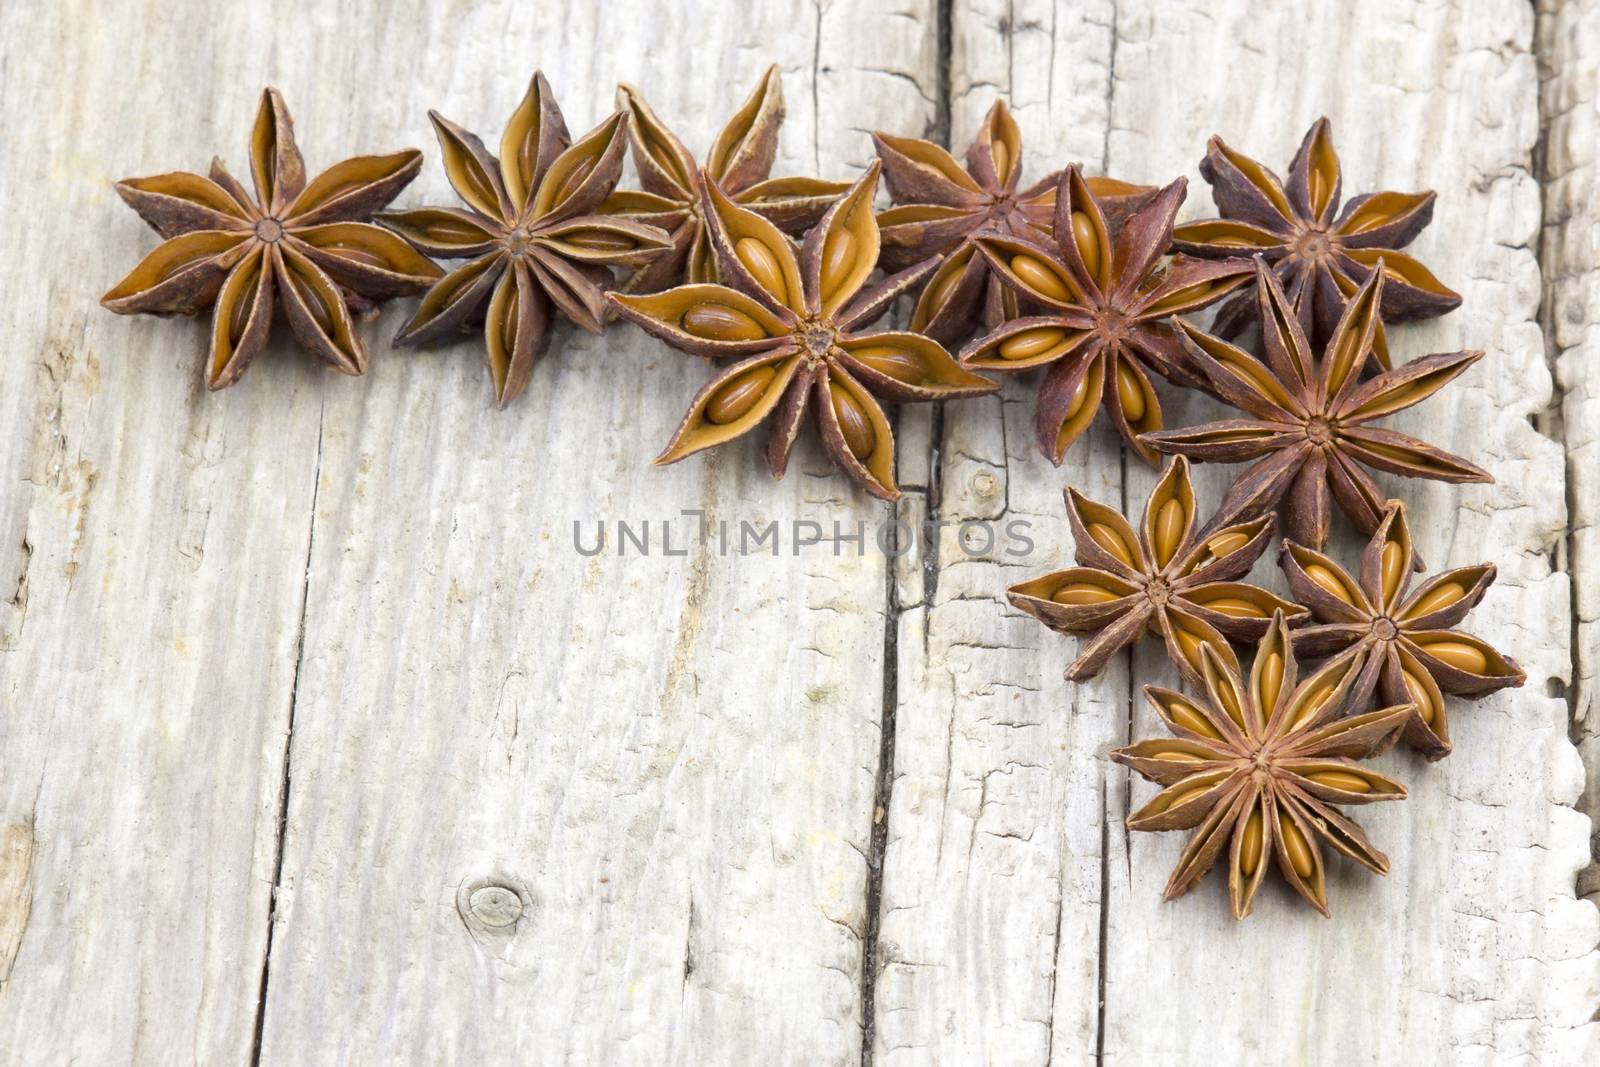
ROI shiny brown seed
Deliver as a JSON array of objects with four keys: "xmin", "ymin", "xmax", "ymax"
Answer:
[
  {"xmin": 1115, "ymin": 362, "xmax": 1148, "ymax": 423},
  {"xmin": 1087, "ymin": 522, "xmax": 1134, "ymax": 566},
  {"xmin": 1070, "ymin": 211, "xmax": 1100, "ymax": 279},
  {"xmin": 921, "ymin": 260, "xmax": 964, "ymax": 316},
  {"xmin": 1201, "ymin": 531, "xmax": 1250, "ymax": 565},
  {"xmin": 1402, "ymin": 668, "xmax": 1438, "ymax": 727},
  {"xmin": 681, "ymin": 303, "xmax": 765, "ymax": 341},
  {"xmin": 1256, "ymin": 650, "xmax": 1285, "ymax": 714},
  {"xmin": 1303, "ymin": 562, "xmax": 1355, "ymax": 604},
  {"xmin": 1213, "ymin": 674, "xmax": 1246, "ymax": 731},
  {"xmin": 1239, "ymin": 808, "xmax": 1264, "ymax": 877},
  {"xmin": 1146, "ymin": 281, "xmax": 1214, "ymax": 314},
  {"xmin": 735, "ymin": 237, "xmax": 788, "ymax": 304},
  {"xmin": 1380, "ymin": 541, "xmax": 1405, "ymax": 605},
  {"xmin": 1167, "ymin": 700, "xmax": 1222, "ymax": 741},
  {"xmin": 820, "ymin": 227, "xmax": 856, "ymax": 302},
  {"xmin": 1160, "ymin": 779, "xmax": 1215, "ymax": 813},
  {"xmin": 1416, "ymin": 638, "xmax": 1488, "ymax": 673},
  {"xmin": 1010, "ymin": 254, "xmax": 1071, "ymax": 301},
  {"xmin": 1406, "ymin": 580, "xmax": 1468, "ymax": 619},
  {"xmin": 998, "ymin": 325, "xmax": 1069, "ymax": 361},
  {"xmin": 1288, "ymin": 678, "xmax": 1338, "ymax": 733},
  {"xmin": 1153, "ymin": 498, "xmax": 1185, "ymax": 567},
  {"xmin": 1307, "ymin": 770, "xmax": 1373, "ymax": 794},
  {"xmin": 705, "ymin": 364, "xmax": 777, "ymax": 425},
  {"xmin": 1051, "ymin": 583, "xmax": 1120, "ymax": 606},
  {"xmin": 1279, "ymin": 812, "xmax": 1315, "ymax": 879},
  {"xmin": 1174, "ymin": 628, "xmax": 1208, "ymax": 675},
  {"xmin": 1199, "ymin": 597, "xmax": 1268, "ymax": 619},
  {"xmin": 851, "ymin": 345, "xmax": 925, "ymax": 383},
  {"xmin": 831, "ymin": 384, "xmax": 876, "ymax": 459}
]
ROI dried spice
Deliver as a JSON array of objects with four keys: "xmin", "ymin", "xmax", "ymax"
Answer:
[
  {"xmin": 1009, "ymin": 457, "xmax": 1304, "ymax": 684},
  {"xmin": 1172, "ymin": 117, "xmax": 1460, "ymax": 362},
  {"xmin": 1113, "ymin": 613, "xmax": 1411, "ymax": 919},
  {"xmin": 102, "ymin": 88, "xmax": 441, "ymax": 389},
  {"xmin": 379, "ymin": 72, "xmax": 672, "ymax": 407},
  {"xmin": 873, "ymin": 101, "xmax": 1155, "ymax": 344},
  {"xmin": 1281, "ymin": 501, "xmax": 1525, "ymax": 760},
  {"xmin": 957, "ymin": 168, "xmax": 1253, "ymax": 464},
  {"xmin": 604, "ymin": 66, "xmax": 847, "ymax": 295},
  {"xmin": 1143, "ymin": 258, "xmax": 1490, "ymax": 550},
  {"xmin": 609, "ymin": 162, "xmax": 996, "ymax": 500}
]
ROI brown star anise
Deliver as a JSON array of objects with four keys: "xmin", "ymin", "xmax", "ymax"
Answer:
[
  {"xmin": 379, "ymin": 72, "xmax": 672, "ymax": 407},
  {"xmin": 873, "ymin": 101, "xmax": 1155, "ymax": 343},
  {"xmin": 1172, "ymin": 117, "xmax": 1461, "ymax": 362},
  {"xmin": 608, "ymin": 161, "xmax": 996, "ymax": 501},
  {"xmin": 1009, "ymin": 457, "xmax": 1305, "ymax": 685},
  {"xmin": 603, "ymin": 65, "xmax": 847, "ymax": 295},
  {"xmin": 1143, "ymin": 258, "xmax": 1491, "ymax": 550},
  {"xmin": 1113, "ymin": 613, "xmax": 1411, "ymax": 919},
  {"xmin": 957, "ymin": 168, "xmax": 1254, "ymax": 464},
  {"xmin": 102, "ymin": 88, "xmax": 442, "ymax": 389},
  {"xmin": 1281, "ymin": 500, "xmax": 1525, "ymax": 760}
]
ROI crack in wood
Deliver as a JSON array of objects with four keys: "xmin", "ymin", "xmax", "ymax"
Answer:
[{"xmin": 248, "ymin": 412, "xmax": 324, "ymax": 1066}]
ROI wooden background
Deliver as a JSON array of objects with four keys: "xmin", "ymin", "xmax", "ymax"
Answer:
[{"xmin": 1, "ymin": 0, "xmax": 1597, "ymax": 1063}]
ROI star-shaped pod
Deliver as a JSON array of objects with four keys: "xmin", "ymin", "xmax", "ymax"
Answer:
[
  {"xmin": 873, "ymin": 101, "xmax": 1155, "ymax": 343},
  {"xmin": 102, "ymin": 88, "xmax": 442, "ymax": 389},
  {"xmin": 957, "ymin": 168, "xmax": 1254, "ymax": 464},
  {"xmin": 379, "ymin": 72, "xmax": 672, "ymax": 407},
  {"xmin": 1112, "ymin": 613, "xmax": 1412, "ymax": 919},
  {"xmin": 1172, "ymin": 117, "xmax": 1461, "ymax": 359},
  {"xmin": 1009, "ymin": 457, "xmax": 1305, "ymax": 685},
  {"xmin": 604, "ymin": 65, "xmax": 847, "ymax": 294},
  {"xmin": 1143, "ymin": 258, "xmax": 1491, "ymax": 551},
  {"xmin": 1281, "ymin": 500, "xmax": 1525, "ymax": 760},
  {"xmin": 609, "ymin": 161, "xmax": 997, "ymax": 501}
]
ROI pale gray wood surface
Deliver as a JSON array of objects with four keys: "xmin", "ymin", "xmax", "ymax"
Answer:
[
  {"xmin": 0, "ymin": 0, "xmax": 1595, "ymax": 1064},
  {"xmin": 1541, "ymin": 0, "xmax": 1600, "ymax": 904}
]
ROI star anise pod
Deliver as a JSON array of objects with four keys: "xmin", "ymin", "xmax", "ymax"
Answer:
[
  {"xmin": 1281, "ymin": 500, "xmax": 1525, "ymax": 761},
  {"xmin": 102, "ymin": 88, "xmax": 442, "ymax": 389},
  {"xmin": 608, "ymin": 161, "xmax": 996, "ymax": 501},
  {"xmin": 379, "ymin": 72, "xmax": 672, "ymax": 407},
  {"xmin": 1009, "ymin": 456, "xmax": 1304, "ymax": 685},
  {"xmin": 873, "ymin": 101, "xmax": 1155, "ymax": 343},
  {"xmin": 603, "ymin": 65, "xmax": 847, "ymax": 295},
  {"xmin": 1172, "ymin": 117, "xmax": 1461, "ymax": 363},
  {"xmin": 956, "ymin": 168, "xmax": 1254, "ymax": 464},
  {"xmin": 1142, "ymin": 257, "xmax": 1491, "ymax": 551},
  {"xmin": 1112, "ymin": 612, "xmax": 1412, "ymax": 919}
]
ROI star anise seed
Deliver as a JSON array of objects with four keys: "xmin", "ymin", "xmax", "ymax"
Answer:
[
  {"xmin": 957, "ymin": 167, "xmax": 1254, "ymax": 465},
  {"xmin": 603, "ymin": 65, "xmax": 848, "ymax": 295},
  {"xmin": 874, "ymin": 101, "xmax": 1156, "ymax": 344},
  {"xmin": 609, "ymin": 161, "xmax": 996, "ymax": 501},
  {"xmin": 1113, "ymin": 612, "xmax": 1411, "ymax": 919},
  {"xmin": 379, "ymin": 72, "xmax": 673, "ymax": 407},
  {"xmin": 1280, "ymin": 499, "xmax": 1526, "ymax": 760},
  {"xmin": 1142, "ymin": 257, "xmax": 1491, "ymax": 551},
  {"xmin": 1172, "ymin": 117, "xmax": 1461, "ymax": 365},
  {"xmin": 1010, "ymin": 456, "xmax": 1305, "ymax": 685},
  {"xmin": 103, "ymin": 88, "xmax": 442, "ymax": 389}
]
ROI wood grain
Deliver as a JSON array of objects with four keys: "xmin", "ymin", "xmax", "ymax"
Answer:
[
  {"xmin": 876, "ymin": 0, "xmax": 1600, "ymax": 1064},
  {"xmin": 0, "ymin": 0, "xmax": 1595, "ymax": 1064}
]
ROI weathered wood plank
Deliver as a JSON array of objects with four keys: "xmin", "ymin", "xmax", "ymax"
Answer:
[
  {"xmin": 245, "ymin": 4, "xmax": 938, "ymax": 1064},
  {"xmin": 0, "ymin": 3, "xmax": 335, "ymax": 1061},
  {"xmin": 880, "ymin": 0, "xmax": 1600, "ymax": 1063},
  {"xmin": 1540, "ymin": 0, "xmax": 1600, "ymax": 903},
  {"xmin": 872, "ymin": 5, "xmax": 1125, "ymax": 1062}
]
